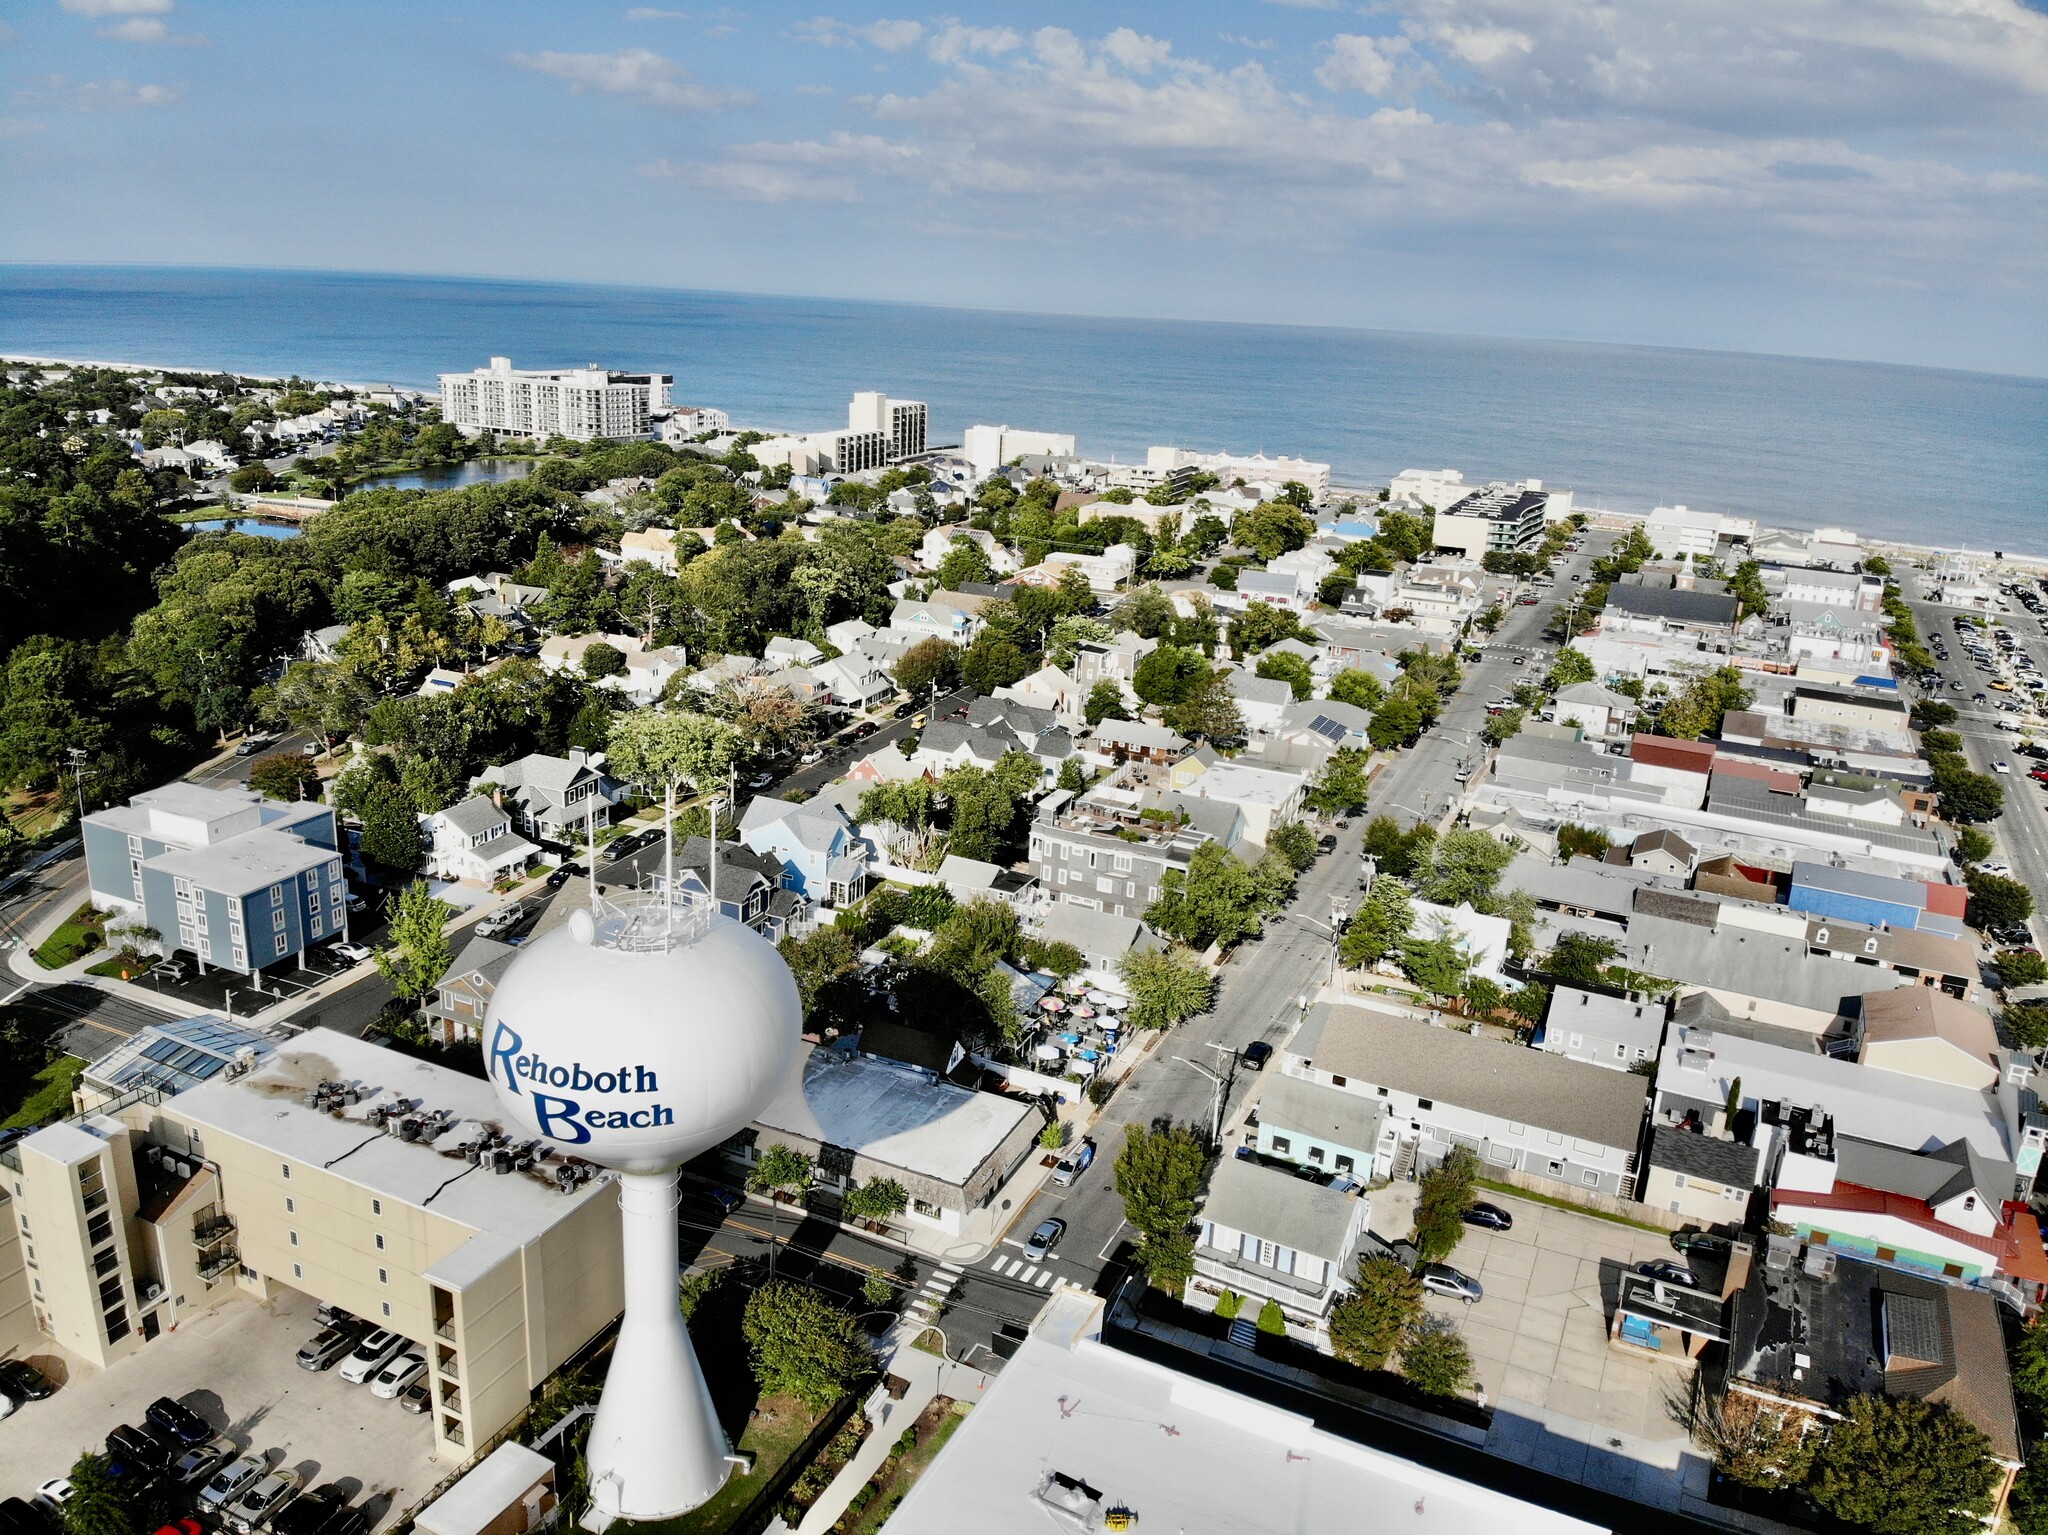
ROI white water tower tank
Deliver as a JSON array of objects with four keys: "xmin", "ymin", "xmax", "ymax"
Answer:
[{"xmin": 483, "ymin": 897, "xmax": 801, "ymax": 1524}]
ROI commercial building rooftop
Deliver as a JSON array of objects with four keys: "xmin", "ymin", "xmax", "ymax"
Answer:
[
  {"xmin": 887, "ymin": 1292, "xmax": 1604, "ymax": 1535},
  {"xmin": 147, "ymin": 827, "xmax": 339, "ymax": 894}
]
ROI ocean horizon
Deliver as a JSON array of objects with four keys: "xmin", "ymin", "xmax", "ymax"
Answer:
[{"xmin": 4, "ymin": 263, "xmax": 2043, "ymax": 546}]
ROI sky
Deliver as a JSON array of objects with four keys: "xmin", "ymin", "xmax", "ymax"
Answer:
[{"xmin": 2, "ymin": 1, "xmax": 2045, "ymax": 377}]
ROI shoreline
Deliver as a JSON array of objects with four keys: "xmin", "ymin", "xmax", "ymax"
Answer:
[{"xmin": 7, "ymin": 349, "xmax": 2045, "ymax": 572}]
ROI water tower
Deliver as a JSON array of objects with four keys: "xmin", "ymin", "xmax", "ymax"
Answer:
[{"xmin": 483, "ymin": 892, "xmax": 802, "ymax": 1524}]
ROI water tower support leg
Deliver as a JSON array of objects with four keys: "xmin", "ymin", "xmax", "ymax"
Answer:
[{"xmin": 584, "ymin": 1167, "xmax": 733, "ymax": 1522}]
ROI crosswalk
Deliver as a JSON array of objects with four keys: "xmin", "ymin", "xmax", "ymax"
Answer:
[
  {"xmin": 985, "ymin": 1254, "xmax": 1062, "ymax": 1288},
  {"xmin": 903, "ymin": 1260, "xmax": 964, "ymax": 1328}
]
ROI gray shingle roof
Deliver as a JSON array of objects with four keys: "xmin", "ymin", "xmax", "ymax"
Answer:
[
  {"xmin": 1302, "ymin": 1004, "xmax": 1649, "ymax": 1149},
  {"xmin": 440, "ymin": 796, "xmax": 507, "ymax": 839},
  {"xmin": 1605, "ymin": 586, "xmax": 1739, "ymax": 627},
  {"xmin": 1256, "ymin": 1071, "xmax": 1387, "ymax": 1154},
  {"xmin": 1200, "ymin": 1156, "xmax": 1359, "ymax": 1261},
  {"xmin": 1647, "ymin": 1125, "xmax": 1761, "ymax": 1185}
]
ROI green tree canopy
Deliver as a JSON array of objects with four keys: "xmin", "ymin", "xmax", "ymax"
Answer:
[
  {"xmin": 1412, "ymin": 828, "xmax": 1514, "ymax": 907},
  {"xmin": 1114, "ymin": 1122, "xmax": 1209, "ymax": 1287},
  {"xmin": 740, "ymin": 1281, "xmax": 872, "ymax": 1412},
  {"xmin": 59, "ymin": 1452, "xmax": 132, "ymax": 1535},
  {"xmin": 1398, "ymin": 1314, "xmax": 1474, "ymax": 1399},
  {"xmin": 1327, "ymin": 669, "xmax": 1386, "ymax": 711},
  {"xmin": 1339, "ymin": 877, "xmax": 1414, "ymax": 968},
  {"xmin": 247, "ymin": 750, "xmax": 320, "ymax": 802},
  {"xmin": 358, "ymin": 778, "xmax": 425, "ymax": 873},
  {"xmin": 1084, "ymin": 680, "xmax": 1131, "ymax": 727},
  {"xmin": 1328, "ymin": 1257, "xmax": 1422, "ymax": 1371},
  {"xmin": 373, "ymin": 879, "xmax": 454, "ymax": 1006},
  {"xmin": 1304, "ymin": 747, "xmax": 1371, "ymax": 816},
  {"xmin": 1118, "ymin": 944, "xmax": 1217, "ymax": 1031},
  {"xmin": 607, "ymin": 708, "xmax": 743, "ymax": 798},
  {"xmin": 1132, "ymin": 644, "xmax": 1209, "ymax": 707},
  {"xmin": 894, "ymin": 635, "xmax": 961, "ymax": 697},
  {"xmin": 1807, "ymin": 1395, "xmax": 1996, "ymax": 1535},
  {"xmin": 1255, "ymin": 650, "xmax": 1316, "ymax": 701}
]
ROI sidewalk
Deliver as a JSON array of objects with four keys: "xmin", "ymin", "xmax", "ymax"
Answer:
[{"xmin": 787, "ymin": 1344, "xmax": 991, "ymax": 1535}]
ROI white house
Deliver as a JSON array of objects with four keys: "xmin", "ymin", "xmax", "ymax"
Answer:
[
  {"xmin": 889, "ymin": 598, "xmax": 979, "ymax": 646},
  {"xmin": 1189, "ymin": 1158, "xmax": 1371, "ymax": 1327},
  {"xmin": 1408, "ymin": 899, "xmax": 1513, "ymax": 985},
  {"xmin": 423, "ymin": 796, "xmax": 541, "ymax": 885},
  {"xmin": 917, "ymin": 525, "xmax": 1019, "ymax": 576},
  {"xmin": 538, "ymin": 633, "xmax": 687, "ymax": 706}
]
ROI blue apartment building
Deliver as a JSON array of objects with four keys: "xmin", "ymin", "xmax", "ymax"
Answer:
[{"xmin": 83, "ymin": 783, "xmax": 348, "ymax": 977}]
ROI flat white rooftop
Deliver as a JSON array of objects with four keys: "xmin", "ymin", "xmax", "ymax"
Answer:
[
  {"xmin": 754, "ymin": 1046, "xmax": 1034, "ymax": 1188},
  {"xmin": 888, "ymin": 1293, "xmax": 1603, "ymax": 1535},
  {"xmin": 164, "ymin": 1028, "xmax": 612, "ymax": 1246}
]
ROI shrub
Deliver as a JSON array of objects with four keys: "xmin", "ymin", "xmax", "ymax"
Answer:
[
  {"xmin": 1214, "ymin": 1289, "xmax": 1242, "ymax": 1321},
  {"xmin": 1256, "ymin": 1299, "xmax": 1287, "ymax": 1335}
]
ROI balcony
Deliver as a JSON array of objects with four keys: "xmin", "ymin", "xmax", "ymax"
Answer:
[
  {"xmin": 192, "ymin": 1214, "xmax": 237, "ymax": 1247},
  {"xmin": 198, "ymin": 1248, "xmax": 240, "ymax": 1283}
]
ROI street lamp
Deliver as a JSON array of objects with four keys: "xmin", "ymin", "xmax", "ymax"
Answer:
[{"xmin": 1172, "ymin": 1055, "xmax": 1228, "ymax": 1150}]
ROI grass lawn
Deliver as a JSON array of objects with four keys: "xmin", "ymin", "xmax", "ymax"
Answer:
[
  {"xmin": 3, "ymin": 1055, "xmax": 84, "ymax": 1129},
  {"xmin": 615, "ymin": 1395, "xmax": 819, "ymax": 1535},
  {"xmin": 32, "ymin": 904, "xmax": 105, "ymax": 969},
  {"xmin": 1474, "ymin": 1176, "xmax": 1671, "ymax": 1235},
  {"xmin": 838, "ymin": 1398, "xmax": 965, "ymax": 1535},
  {"xmin": 86, "ymin": 953, "xmax": 154, "ymax": 981}
]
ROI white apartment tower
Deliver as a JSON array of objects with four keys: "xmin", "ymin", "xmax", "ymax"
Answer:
[
  {"xmin": 802, "ymin": 392, "xmax": 929, "ymax": 473},
  {"xmin": 439, "ymin": 357, "xmax": 674, "ymax": 442}
]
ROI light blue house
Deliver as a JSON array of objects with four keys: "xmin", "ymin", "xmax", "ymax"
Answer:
[
  {"xmin": 739, "ymin": 794, "xmax": 872, "ymax": 908},
  {"xmin": 1252, "ymin": 1070, "xmax": 1387, "ymax": 1183}
]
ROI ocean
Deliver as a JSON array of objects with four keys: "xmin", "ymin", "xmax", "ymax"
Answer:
[{"xmin": 3, "ymin": 264, "xmax": 2043, "ymax": 546}]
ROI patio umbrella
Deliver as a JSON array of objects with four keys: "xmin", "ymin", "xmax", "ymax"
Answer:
[
  {"xmin": 1085, "ymin": 990, "xmax": 1118, "ymax": 1006},
  {"xmin": 1073, "ymin": 1005, "xmax": 1096, "ymax": 1019},
  {"xmin": 1039, "ymin": 996, "xmax": 1065, "ymax": 1012},
  {"xmin": 1034, "ymin": 1043, "xmax": 1063, "ymax": 1062}
]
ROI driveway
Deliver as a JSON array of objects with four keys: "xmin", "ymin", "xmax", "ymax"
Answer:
[
  {"xmin": 0, "ymin": 1285, "xmax": 440, "ymax": 1528},
  {"xmin": 1376, "ymin": 1182, "xmax": 1707, "ymax": 1510}
]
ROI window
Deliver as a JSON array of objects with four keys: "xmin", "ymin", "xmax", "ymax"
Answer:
[
  {"xmin": 1508, "ymin": 1122, "xmax": 1525, "ymax": 1135},
  {"xmin": 1582, "ymin": 1170, "xmax": 1599, "ymax": 1185},
  {"xmin": 289, "ymin": 1231, "xmax": 299, "ymax": 1247},
  {"xmin": 1331, "ymin": 1075, "xmax": 1347, "ymax": 1089},
  {"xmin": 1614, "ymin": 1044, "xmax": 1627, "ymax": 1060},
  {"xmin": 271, "ymin": 887, "xmax": 284, "ymax": 908},
  {"xmin": 98, "ymin": 1276, "xmax": 124, "ymax": 1308},
  {"xmin": 381, "ymin": 1302, "xmax": 392, "ymax": 1318},
  {"xmin": 1308, "ymin": 1146, "xmax": 1325, "ymax": 1163},
  {"xmin": 913, "ymin": 1197, "xmax": 940, "ymax": 1218},
  {"xmin": 1335, "ymin": 1155, "xmax": 1354, "ymax": 1174},
  {"xmin": 375, "ymin": 1234, "xmax": 386, "ymax": 1251},
  {"xmin": 281, "ymin": 1162, "xmax": 292, "ymax": 1179},
  {"xmin": 293, "ymin": 1263, "xmax": 303, "ymax": 1279},
  {"xmin": 379, "ymin": 1268, "xmax": 389, "ymax": 1284},
  {"xmin": 275, "ymin": 934, "xmax": 289, "ymax": 957},
  {"xmin": 284, "ymin": 1197, "xmax": 295, "ymax": 1214},
  {"xmin": 1569, "ymin": 1034, "xmax": 1583, "ymax": 1050},
  {"xmin": 104, "ymin": 1314, "xmax": 130, "ymax": 1344},
  {"xmin": 1416, "ymin": 1098, "xmax": 1434, "ymax": 1111},
  {"xmin": 1240, "ymin": 1232, "xmax": 1261, "ymax": 1262},
  {"xmin": 1271, "ymin": 1135, "xmax": 1291, "ymax": 1154},
  {"xmin": 1672, "ymin": 1174, "xmax": 1687, "ymax": 1188},
  {"xmin": 86, "ymin": 1211, "xmax": 113, "ymax": 1247}
]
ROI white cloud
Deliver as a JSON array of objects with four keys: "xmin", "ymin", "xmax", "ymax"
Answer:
[
  {"xmin": 1220, "ymin": 35, "xmax": 1277, "ymax": 51},
  {"xmin": 795, "ymin": 17, "xmax": 925, "ymax": 52},
  {"xmin": 58, "ymin": 0, "xmax": 173, "ymax": 14},
  {"xmin": 1262, "ymin": 0, "xmax": 1342, "ymax": 9},
  {"xmin": 1099, "ymin": 28, "xmax": 1173, "ymax": 74},
  {"xmin": 925, "ymin": 24, "xmax": 1022, "ymax": 66},
  {"xmin": 510, "ymin": 47, "xmax": 752, "ymax": 112},
  {"xmin": 1316, "ymin": 34, "xmax": 1423, "ymax": 95},
  {"xmin": 20, "ymin": 74, "xmax": 181, "ymax": 109},
  {"xmin": 643, "ymin": 130, "xmax": 919, "ymax": 201},
  {"xmin": 94, "ymin": 16, "xmax": 206, "ymax": 44}
]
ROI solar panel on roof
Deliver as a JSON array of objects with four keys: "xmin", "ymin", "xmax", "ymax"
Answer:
[{"xmin": 1307, "ymin": 715, "xmax": 1345, "ymax": 743}]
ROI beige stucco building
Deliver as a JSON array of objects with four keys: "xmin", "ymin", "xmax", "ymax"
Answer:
[{"xmin": 0, "ymin": 1029, "xmax": 623, "ymax": 1462}]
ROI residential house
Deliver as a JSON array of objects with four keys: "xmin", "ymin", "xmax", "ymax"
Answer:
[
  {"xmin": 996, "ymin": 664, "xmax": 1086, "ymax": 725},
  {"xmin": 1229, "ymin": 671, "xmax": 1295, "ymax": 737},
  {"xmin": 1859, "ymin": 989, "xmax": 2001, "ymax": 1091},
  {"xmin": 1188, "ymin": 1158, "xmax": 1372, "ymax": 1327},
  {"xmin": 811, "ymin": 648, "xmax": 898, "ymax": 711},
  {"xmin": 471, "ymin": 749, "xmax": 618, "ymax": 843},
  {"xmin": 890, "ymin": 598, "xmax": 979, "ymax": 646},
  {"xmin": 1283, "ymin": 1004, "xmax": 1650, "ymax": 1200},
  {"xmin": 1033, "ymin": 901, "xmax": 1161, "ymax": 982},
  {"xmin": 662, "ymin": 836, "xmax": 808, "ymax": 941},
  {"xmin": 1236, "ymin": 569, "xmax": 1315, "ymax": 611},
  {"xmin": 1028, "ymin": 797, "xmax": 1214, "ymax": 920},
  {"xmin": 619, "ymin": 527, "xmax": 683, "ymax": 572},
  {"xmin": 538, "ymin": 632, "xmax": 687, "ymax": 706},
  {"xmin": 917, "ymin": 525, "xmax": 1018, "ymax": 576},
  {"xmin": 423, "ymin": 796, "xmax": 540, "ymax": 885},
  {"xmin": 1164, "ymin": 756, "xmax": 1306, "ymax": 848},
  {"xmin": 1804, "ymin": 917, "xmax": 1978, "ymax": 1002},
  {"xmin": 1536, "ymin": 986, "xmax": 1668, "ymax": 1072},
  {"xmin": 423, "ymin": 935, "xmax": 520, "ymax": 1046},
  {"xmin": 1090, "ymin": 719, "xmax": 1189, "ymax": 765},
  {"xmin": 764, "ymin": 636, "xmax": 825, "ymax": 671},
  {"xmin": 1726, "ymin": 1249, "xmax": 2024, "ymax": 1525},
  {"xmin": 1616, "ymin": 828, "xmax": 1696, "ymax": 878},
  {"xmin": 1552, "ymin": 681, "xmax": 1634, "ymax": 739},
  {"xmin": 1405, "ymin": 900, "xmax": 1512, "ymax": 986},
  {"xmin": 1070, "ymin": 632, "xmax": 1157, "ymax": 688},
  {"xmin": 739, "ymin": 794, "xmax": 872, "ymax": 908},
  {"xmin": 1016, "ymin": 544, "xmax": 1136, "ymax": 593},
  {"xmin": 1268, "ymin": 698, "xmax": 1373, "ymax": 754},
  {"xmin": 936, "ymin": 854, "xmax": 1041, "ymax": 912},
  {"xmin": 1639, "ymin": 1126, "xmax": 1763, "ymax": 1227},
  {"xmin": 1251, "ymin": 1071, "xmax": 1387, "ymax": 1184}
]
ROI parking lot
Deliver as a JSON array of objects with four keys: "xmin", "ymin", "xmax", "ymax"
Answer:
[
  {"xmin": 0, "ymin": 1286, "xmax": 441, "ymax": 1529},
  {"xmin": 1375, "ymin": 1183, "xmax": 1705, "ymax": 1507}
]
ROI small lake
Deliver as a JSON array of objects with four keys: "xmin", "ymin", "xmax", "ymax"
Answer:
[
  {"xmin": 353, "ymin": 458, "xmax": 538, "ymax": 493},
  {"xmin": 185, "ymin": 518, "xmax": 303, "ymax": 540}
]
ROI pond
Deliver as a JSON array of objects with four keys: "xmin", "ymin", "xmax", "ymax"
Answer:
[
  {"xmin": 185, "ymin": 518, "xmax": 303, "ymax": 540},
  {"xmin": 353, "ymin": 458, "xmax": 538, "ymax": 493}
]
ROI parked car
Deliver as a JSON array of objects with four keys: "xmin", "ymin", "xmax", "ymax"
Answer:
[
  {"xmin": 172, "ymin": 1436, "xmax": 237, "ymax": 1487},
  {"xmin": 106, "ymin": 1422, "xmax": 175, "ymax": 1473},
  {"xmin": 271, "ymin": 1486, "xmax": 350, "ymax": 1535},
  {"xmin": 314, "ymin": 1301, "xmax": 355, "ymax": 1329},
  {"xmin": 1419, "ymin": 1264, "xmax": 1483, "ymax": 1303},
  {"xmin": 234, "ymin": 737, "xmax": 271, "ymax": 757},
  {"xmin": 1316, "ymin": 834, "xmax": 1337, "ymax": 855},
  {"xmin": 1461, "ymin": 1201, "xmax": 1513, "ymax": 1232},
  {"xmin": 545, "ymin": 863, "xmax": 584, "ymax": 889},
  {"xmin": 851, "ymin": 721, "xmax": 879, "ymax": 740},
  {"xmin": 147, "ymin": 1395, "xmax": 213, "ymax": 1446},
  {"xmin": 1670, "ymin": 1230, "xmax": 1732, "ymax": 1258},
  {"xmin": 337, "ymin": 1328, "xmax": 408, "ymax": 1385},
  {"xmin": 225, "ymin": 1470, "xmax": 302, "ymax": 1535},
  {"xmin": 1241, "ymin": 1040, "xmax": 1273, "ymax": 1071},
  {"xmin": 32, "ymin": 1482, "xmax": 72, "ymax": 1518},
  {"xmin": 330, "ymin": 940, "xmax": 373, "ymax": 966},
  {"xmin": 0, "ymin": 1499, "xmax": 47, "ymax": 1535},
  {"xmin": 474, "ymin": 906, "xmax": 523, "ymax": 938},
  {"xmin": 799, "ymin": 749, "xmax": 823, "ymax": 765},
  {"xmin": 199, "ymin": 1456, "xmax": 268, "ymax": 1516},
  {"xmin": 745, "ymin": 771, "xmax": 775, "ymax": 791},
  {"xmin": 697, "ymin": 1184, "xmax": 745, "ymax": 1216},
  {"xmin": 1637, "ymin": 1259, "xmax": 1698, "ymax": 1288},
  {"xmin": 0, "ymin": 1360, "xmax": 53, "ymax": 1401},
  {"xmin": 297, "ymin": 1325, "xmax": 362, "ymax": 1372},
  {"xmin": 893, "ymin": 700, "xmax": 920, "ymax": 719},
  {"xmin": 399, "ymin": 1382, "xmax": 432, "ymax": 1416},
  {"xmin": 1052, "ymin": 1139, "xmax": 1096, "ymax": 1187},
  {"xmin": 369, "ymin": 1352, "xmax": 428, "ymax": 1400},
  {"xmin": 1021, "ymin": 1217, "xmax": 1067, "ymax": 1263}
]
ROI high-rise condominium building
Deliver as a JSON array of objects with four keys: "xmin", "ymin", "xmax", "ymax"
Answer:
[{"xmin": 439, "ymin": 357, "xmax": 673, "ymax": 442}]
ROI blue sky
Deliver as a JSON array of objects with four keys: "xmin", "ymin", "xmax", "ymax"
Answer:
[{"xmin": 3, "ymin": 1, "xmax": 2045, "ymax": 375}]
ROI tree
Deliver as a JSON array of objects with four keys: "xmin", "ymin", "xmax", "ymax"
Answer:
[
  {"xmin": 1546, "ymin": 648, "xmax": 1595, "ymax": 688},
  {"xmin": 1118, "ymin": 944, "xmax": 1216, "ymax": 1031},
  {"xmin": 1132, "ymin": 644, "xmax": 1208, "ymax": 707},
  {"xmin": 777, "ymin": 924, "xmax": 861, "ymax": 1022},
  {"xmin": 59, "ymin": 1453, "xmax": 132, "ymax": 1535},
  {"xmin": 359, "ymin": 779, "xmax": 425, "ymax": 873},
  {"xmin": 1084, "ymin": 680, "xmax": 1130, "ymax": 727},
  {"xmin": 1954, "ymin": 825, "xmax": 1996, "ymax": 866},
  {"xmin": 1912, "ymin": 699, "xmax": 1959, "ymax": 730},
  {"xmin": 2006, "ymin": 1001, "xmax": 2048, "ymax": 1050},
  {"xmin": 1256, "ymin": 650, "xmax": 1316, "ymax": 701},
  {"xmin": 1413, "ymin": 829, "xmax": 1514, "ymax": 906},
  {"xmin": 1547, "ymin": 932, "xmax": 1620, "ymax": 987},
  {"xmin": 960, "ymin": 635, "xmax": 1028, "ymax": 695},
  {"xmin": 1398, "ymin": 1314, "xmax": 1473, "ymax": 1399},
  {"xmin": 1556, "ymin": 823, "xmax": 1613, "ymax": 862},
  {"xmin": 1340, "ymin": 877, "xmax": 1414, "ymax": 967},
  {"xmin": 247, "ymin": 751, "xmax": 320, "ymax": 801},
  {"xmin": 1328, "ymin": 1257, "xmax": 1423, "ymax": 1370},
  {"xmin": 894, "ymin": 636, "xmax": 961, "ymax": 697},
  {"xmin": 1256, "ymin": 1298, "xmax": 1288, "ymax": 1335},
  {"xmin": 1807, "ymin": 1395, "xmax": 1996, "ymax": 1535},
  {"xmin": 373, "ymin": 879, "xmax": 454, "ymax": 1006},
  {"xmin": 843, "ymin": 1177, "xmax": 908, "ymax": 1224},
  {"xmin": 1728, "ymin": 559, "xmax": 1770, "ymax": 617},
  {"xmin": 1481, "ymin": 706, "xmax": 1525, "ymax": 747},
  {"xmin": 1304, "ymin": 747, "xmax": 1371, "ymax": 816},
  {"xmin": 1268, "ymin": 821, "xmax": 1319, "ymax": 874},
  {"xmin": 1656, "ymin": 666, "xmax": 1752, "ymax": 741},
  {"xmin": 1966, "ymin": 869, "xmax": 2033, "ymax": 930},
  {"xmin": 581, "ymin": 642, "xmax": 626, "ymax": 679},
  {"xmin": 1235, "ymin": 502, "xmax": 1315, "ymax": 562},
  {"xmin": 1367, "ymin": 695, "xmax": 1424, "ymax": 750},
  {"xmin": 1688, "ymin": 1390, "xmax": 1816, "ymax": 1490},
  {"xmin": 1412, "ymin": 1146, "xmax": 1478, "ymax": 1262},
  {"xmin": 1997, "ymin": 948, "xmax": 2048, "ymax": 989},
  {"xmin": 1115, "ymin": 1123, "xmax": 1209, "ymax": 1285},
  {"xmin": 1327, "ymin": 668, "xmax": 1386, "ymax": 710},
  {"xmin": 1400, "ymin": 931, "xmax": 1469, "ymax": 1002},
  {"xmin": 1227, "ymin": 601, "xmax": 1303, "ymax": 658},
  {"xmin": 1934, "ymin": 757, "xmax": 2005, "ymax": 822},
  {"xmin": 740, "ymin": 1281, "xmax": 871, "ymax": 1412},
  {"xmin": 1147, "ymin": 842, "xmax": 1271, "ymax": 946},
  {"xmin": 1362, "ymin": 815, "xmax": 1434, "ymax": 878},
  {"xmin": 749, "ymin": 1143, "xmax": 814, "ymax": 1196},
  {"xmin": 607, "ymin": 708, "xmax": 742, "ymax": 800},
  {"xmin": 1163, "ymin": 667, "xmax": 1245, "ymax": 743}
]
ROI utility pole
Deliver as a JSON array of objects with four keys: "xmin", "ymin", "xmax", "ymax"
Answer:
[
  {"xmin": 1172, "ymin": 1055, "xmax": 1228, "ymax": 1151},
  {"xmin": 65, "ymin": 747, "xmax": 87, "ymax": 823}
]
